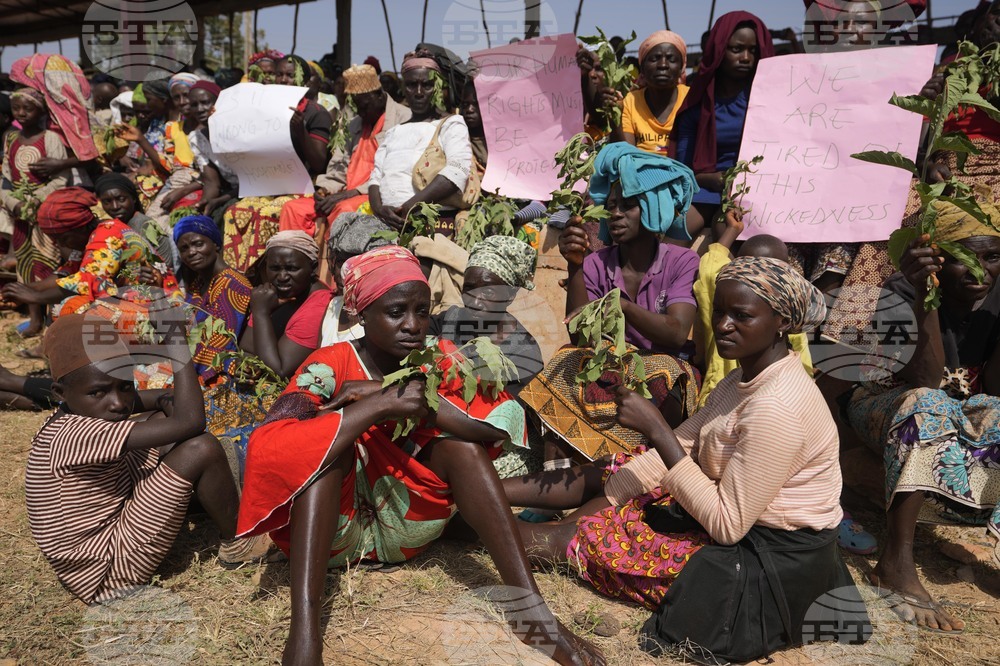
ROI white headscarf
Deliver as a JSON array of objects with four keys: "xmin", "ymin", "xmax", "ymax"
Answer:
[{"xmin": 109, "ymin": 91, "xmax": 133, "ymax": 124}]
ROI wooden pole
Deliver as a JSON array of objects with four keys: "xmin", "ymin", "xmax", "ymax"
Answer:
[
  {"xmin": 292, "ymin": 3, "xmax": 300, "ymax": 54},
  {"xmin": 573, "ymin": 0, "xmax": 584, "ymax": 35},
  {"xmin": 336, "ymin": 0, "xmax": 351, "ymax": 70},
  {"xmin": 254, "ymin": 9, "xmax": 259, "ymax": 54},
  {"xmin": 379, "ymin": 0, "xmax": 398, "ymax": 72},
  {"xmin": 525, "ymin": 0, "xmax": 540, "ymax": 39},
  {"xmin": 422, "ymin": 0, "xmax": 430, "ymax": 42},
  {"xmin": 480, "ymin": 0, "xmax": 491, "ymax": 48},
  {"xmin": 661, "ymin": 0, "xmax": 670, "ymax": 30},
  {"xmin": 227, "ymin": 14, "xmax": 233, "ymax": 68},
  {"xmin": 708, "ymin": 0, "xmax": 717, "ymax": 31}
]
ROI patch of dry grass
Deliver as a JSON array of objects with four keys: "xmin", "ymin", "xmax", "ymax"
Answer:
[{"xmin": 1, "ymin": 310, "xmax": 998, "ymax": 665}]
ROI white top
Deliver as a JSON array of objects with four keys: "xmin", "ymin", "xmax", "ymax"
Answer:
[
  {"xmin": 370, "ymin": 115, "xmax": 472, "ymax": 208},
  {"xmin": 320, "ymin": 295, "xmax": 366, "ymax": 347}
]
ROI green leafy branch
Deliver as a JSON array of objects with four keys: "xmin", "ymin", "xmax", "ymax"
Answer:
[
  {"xmin": 719, "ymin": 155, "xmax": 764, "ymax": 219},
  {"xmin": 546, "ymin": 132, "xmax": 610, "ymax": 226},
  {"xmin": 374, "ymin": 202, "xmax": 442, "ymax": 247},
  {"xmin": 567, "ymin": 289, "xmax": 651, "ymax": 398},
  {"xmin": 328, "ymin": 95, "xmax": 357, "ymax": 154},
  {"xmin": 851, "ymin": 40, "xmax": 1000, "ymax": 310},
  {"xmin": 455, "ymin": 191, "xmax": 521, "ymax": 251},
  {"xmin": 380, "ymin": 337, "xmax": 517, "ymax": 440},
  {"xmin": 429, "ymin": 70, "xmax": 447, "ymax": 112},
  {"xmin": 191, "ymin": 312, "xmax": 288, "ymax": 401},
  {"xmin": 10, "ymin": 178, "xmax": 40, "ymax": 223},
  {"xmin": 578, "ymin": 28, "xmax": 638, "ymax": 130}
]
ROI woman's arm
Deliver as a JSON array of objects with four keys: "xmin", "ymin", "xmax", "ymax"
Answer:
[
  {"xmin": 399, "ymin": 174, "xmax": 459, "ymax": 211},
  {"xmin": 560, "ymin": 224, "xmax": 591, "ymax": 316},
  {"xmin": 432, "ymin": 398, "xmax": 507, "ymax": 442},
  {"xmin": 897, "ymin": 238, "xmax": 947, "ymax": 389},
  {"xmin": 621, "ymin": 300, "xmax": 696, "ymax": 350},
  {"xmin": 117, "ymin": 125, "xmax": 171, "ymax": 179},
  {"xmin": 245, "ymin": 284, "xmax": 314, "ymax": 379}
]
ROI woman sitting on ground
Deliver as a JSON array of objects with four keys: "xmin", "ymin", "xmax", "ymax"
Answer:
[
  {"xmin": 504, "ymin": 256, "xmax": 857, "ymax": 663},
  {"xmin": 240, "ymin": 231, "xmax": 331, "ymax": 380},
  {"xmin": 672, "ymin": 11, "xmax": 774, "ymax": 239},
  {"xmin": 429, "ymin": 235, "xmax": 543, "ymax": 397},
  {"xmin": 1, "ymin": 188, "xmax": 178, "ymax": 318},
  {"xmin": 95, "ymin": 172, "xmax": 178, "ymax": 273},
  {"xmin": 520, "ymin": 142, "xmax": 700, "ymax": 462},
  {"xmin": 369, "ymin": 50, "xmax": 474, "ymax": 238},
  {"xmin": 236, "ymin": 246, "xmax": 604, "ymax": 666},
  {"xmin": 846, "ymin": 200, "xmax": 1000, "ymax": 633},
  {"xmin": 607, "ymin": 30, "xmax": 690, "ymax": 155}
]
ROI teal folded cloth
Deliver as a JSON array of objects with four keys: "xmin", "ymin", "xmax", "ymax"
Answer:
[{"xmin": 589, "ymin": 142, "xmax": 699, "ymax": 241}]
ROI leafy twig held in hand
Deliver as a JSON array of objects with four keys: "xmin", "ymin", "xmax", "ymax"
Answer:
[
  {"xmin": 719, "ymin": 155, "xmax": 764, "ymax": 219},
  {"xmin": 578, "ymin": 29, "xmax": 638, "ymax": 130},
  {"xmin": 380, "ymin": 337, "xmax": 517, "ymax": 439},
  {"xmin": 568, "ymin": 288, "xmax": 651, "ymax": 398},
  {"xmin": 455, "ymin": 191, "xmax": 520, "ymax": 251},
  {"xmin": 852, "ymin": 40, "xmax": 1000, "ymax": 310},
  {"xmin": 374, "ymin": 202, "xmax": 442, "ymax": 247}
]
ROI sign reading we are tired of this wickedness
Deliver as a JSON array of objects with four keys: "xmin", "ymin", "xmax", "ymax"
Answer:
[{"xmin": 738, "ymin": 45, "xmax": 937, "ymax": 243}]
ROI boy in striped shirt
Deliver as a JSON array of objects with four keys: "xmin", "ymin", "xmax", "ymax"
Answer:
[{"xmin": 25, "ymin": 309, "xmax": 267, "ymax": 604}]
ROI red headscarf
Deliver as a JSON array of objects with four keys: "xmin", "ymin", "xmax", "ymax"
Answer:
[
  {"xmin": 341, "ymin": 246, "xmax": 429, "ymax": 316},
  {"xmin": 37, "ymin": 187, "xmax": 98, "ymax": 235},
  {"xmin": 675, "ymin": 11, "xmax": 774, "ymax": 175}
]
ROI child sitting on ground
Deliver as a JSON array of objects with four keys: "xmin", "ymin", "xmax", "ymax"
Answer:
[{"xmin": 24, "ymin": 309, "xmax": 270, "ymax": 604}]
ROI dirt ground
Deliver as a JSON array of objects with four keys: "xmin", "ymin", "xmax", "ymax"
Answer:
[{"xmin": 1, "ymin": 240, "xmax": 999, "ymax": 664}]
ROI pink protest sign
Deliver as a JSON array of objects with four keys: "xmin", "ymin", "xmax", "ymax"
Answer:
[
  {"xmin": 738, "ymin": 45, "xmax": 937, "ymax": 243},
  {"xmin": 471, "ymin": 34, "xmax": 584, "ymax": 201}
]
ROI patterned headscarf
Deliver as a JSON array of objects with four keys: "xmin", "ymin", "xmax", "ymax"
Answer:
[
  {"xmin": 327, "ymin": 213, "xmax": 393, "ymax": 258},
  {"xmin": 169, "ymin": 73, "xmax": 201, "ymax": 91},
  {"xmin": 341, "ymin": 246, "xmax": 429, "ymax": 315},
  {"xmin": 266, "ymin": 230, "xmax": 319, "ymax": 263},
  {"xmin": 10, "ymin": 87, "xmax": 44, "ymax": 108},
  {"xmin": 467, "ymin": 236, "xmax": 536, "ymax": 290},
  {"xmin": 249, "ymin": 49, "xmax": 285, "ymax": 66},
  {"xmin": 717, "ymin": 256, "xmax": 827, "ymax": 334},
  {"xmin": 173, "ymin": 214, "xmax": 223, "ymax": 247},
  {"xmin": 37, "ymin": 187, "xmax": 99, "ymax": 235},
  {"xmin": 933, "ymin": 198, "xmax": 1000, "ymax": 244}
]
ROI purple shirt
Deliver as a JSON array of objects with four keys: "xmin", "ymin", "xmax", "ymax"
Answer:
[{"xmin": 582, "ymin": 243, "xmax": 698, "ymax": 356}]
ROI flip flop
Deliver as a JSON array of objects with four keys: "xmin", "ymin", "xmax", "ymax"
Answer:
[
  {"xmin": 15, "ymin": 320, "xmax": 43, "ymax": 339},
  {"xmin": 838, "ymin": 511, "xmax": 877, "ymax": 555},
  {"xmin": 866, "ymin": 572, "xmax": 965, "ymax": 634},
  {"xmin": 518, "ymin": 508, "xmax": 561, "ymax": 523}
]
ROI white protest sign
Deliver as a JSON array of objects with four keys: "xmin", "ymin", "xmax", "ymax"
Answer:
[
  {"xmin": 209, "ymin": 83, "xmax": 315, "ymax": 197},
  {"xmin": 737, "ymin": 45, "xmax": 937, "ymax": 243},
  {"xmin": 471, "ymin": 34, "xmax": 584, "ymax": 200}
]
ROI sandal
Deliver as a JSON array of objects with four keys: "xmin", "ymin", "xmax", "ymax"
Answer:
[
  {"xmin": 838, "ymin": 511, "xmax": 877, "ymax": 555},
  {"xmin": 866, "ymin": 572, "xmax": 965, "ymax": 634},
  {"xmin": 518, "ymin": 508, "xmax": 561, "ymax": 523}
]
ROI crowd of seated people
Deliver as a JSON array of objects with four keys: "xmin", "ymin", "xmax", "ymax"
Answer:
[{"xmin": 2, "ymin": 2, "xmax": 998, "ymax": 663}]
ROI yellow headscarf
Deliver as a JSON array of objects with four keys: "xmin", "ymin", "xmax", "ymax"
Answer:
[{"xmin": 933, "ymin": 191, "xmax": 1000, "ymax": 244}]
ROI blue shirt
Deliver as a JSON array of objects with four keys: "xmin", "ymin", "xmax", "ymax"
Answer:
[{"xmin": 674, "ymin": 87, "xmax": 750, "ymax": 206}]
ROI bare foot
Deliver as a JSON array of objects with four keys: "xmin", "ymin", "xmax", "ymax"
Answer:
[
  {"xmin": 869, "ymin": 564, "xmax": 965, "ymax": 633},
  {"xmin": 549, "ymin": 621, "xmax": 606, "ymax": 666}
]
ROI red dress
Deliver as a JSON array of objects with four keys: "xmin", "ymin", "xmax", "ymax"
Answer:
[{"xmin": 237, "ymin": 339, "xmax": 527, "ymax": 564}]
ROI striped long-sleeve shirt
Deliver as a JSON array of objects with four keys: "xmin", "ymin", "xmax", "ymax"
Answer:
[
  {"xmin": 605, "ymin": 352, "xmax": 843, "ymax": 545},
  {"xmin": 25, "ymin": 413, "xmax": 191, "ymax": 603}
]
